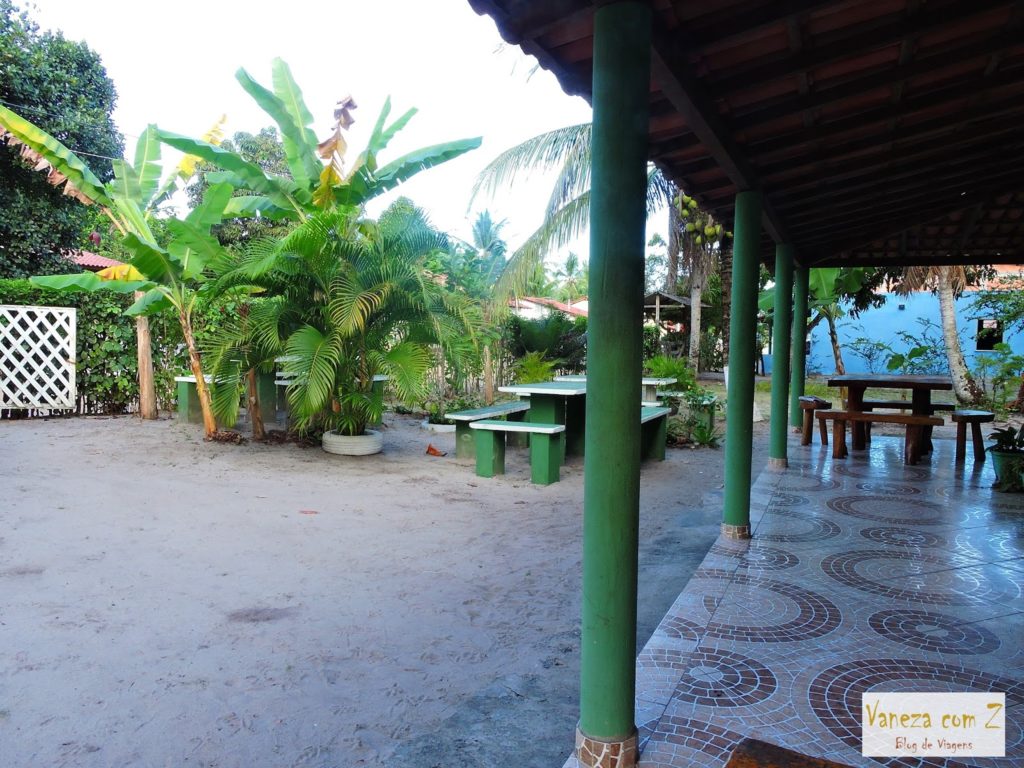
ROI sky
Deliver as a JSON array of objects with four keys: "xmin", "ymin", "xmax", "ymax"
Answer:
[{"xmin": 23, "ymin": 0, "xmax": 599, "ymax": 255}]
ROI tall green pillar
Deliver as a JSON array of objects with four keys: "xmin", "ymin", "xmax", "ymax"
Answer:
[
  {"xmin": 722, "ymin": 190, "xmax": 763, "ymax": 539},
  {"xmin": 768, "ymin": 245, "xmax": 794, "ymax": 468},
  {"xmin": 789, "ymin": 266, "xmax": 810, "ymax": 427},
  {"xmin": 578, "ymin": 3, "xmax": 650, "ymax": 766}
]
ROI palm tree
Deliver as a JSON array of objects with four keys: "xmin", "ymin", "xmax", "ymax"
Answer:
[
  {"xmin": 204, "ymin": 199, "xmax": 482, "ymax": 436},
  {"xmin": 898, "ymin": 266, "xmax": 984, "ymax": 403},
  {"xmin": 555, "ymin": 251, "xmax": 587, "ymax": 304},
  {"xmin": 471, "ymin": 123, "xmax": 672, "ymax": 303}
]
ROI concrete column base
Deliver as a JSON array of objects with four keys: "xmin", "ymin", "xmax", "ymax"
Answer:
[
  {"xmin": 576, "ymin": 727, "xmax": 638, "ymax": 768},
  {"xmin": 768, "ymin": 457, "xmax": 788, "ymax": 470},
  {"xmin": 722, "ymin": 523, "xmax": 752, "ymax": 540}
]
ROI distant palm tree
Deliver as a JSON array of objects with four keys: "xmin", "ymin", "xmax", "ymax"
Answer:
[{"xmin": 555, "ymin": 251, "xmax": 587, "ymax": 304}]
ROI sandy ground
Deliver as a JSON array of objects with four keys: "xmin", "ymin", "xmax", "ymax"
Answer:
[{"xmin": 1, "ymin": 413, "xmax": 767, "ymax": 768}]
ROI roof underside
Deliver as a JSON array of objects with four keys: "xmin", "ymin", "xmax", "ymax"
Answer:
[{"xmin": 469, "ymin": 0, "xmax": 1024, "ymax": 268}]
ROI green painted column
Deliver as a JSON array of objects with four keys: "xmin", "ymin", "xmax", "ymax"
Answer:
[
  {"xmin": 578, "ymin": 2, "xmax": 650, "ymax": 763},
  {"xmin": 789, "ymin": 266, "xmax": 810, "ymax": 427},
  {"xmin": 768, "ymin": 245, "xmax": 794, "ymax": 468},
  {"xmin": 722, "ymin": 190, "xmax": 763, "ymax": 539}
]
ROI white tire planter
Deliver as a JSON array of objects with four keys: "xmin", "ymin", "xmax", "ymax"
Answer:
[
  {"xmin": 322, "ymin": 428, "xmax": 384, "ymax": 456},
  {"xmin": 420, "ymin": 419, "xmax": 456, "ymax": 433}
]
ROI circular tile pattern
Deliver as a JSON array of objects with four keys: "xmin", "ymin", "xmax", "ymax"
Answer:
[
  {"xmin": 777, "ymin": 476, "xmax": 841, "ymax": 492},
  {"xmin": 661, "ymin": 615, "xmax": 701, "ymax": 641},
  {"xmin": 693, "ymin": 569, "xmax": 841, "ymax": 642},
  {"xmin": 820, "ymin": 550, "xmax": 1015, "ymax": 606},
  {"xmin": 769, "ymin": 492, "xmax": 810, "ymax": 507},
  {"xmin": 869, "ymin": 609, "xmax": 1000, "ymax": 655},
  {"xmin": 856, "ymin": 480, "xmax": 922, "ymax": 496},
  {"xmin": 833, "ymin": 461, "xmax": 930, "ymax": 481},
  {"xmin": 644, "ymin": 716, "xmax": 745, "ymax": 764},
  {"xmin": 759, "ymin": 508, "xmax": 843, "ymax": 543},
  {"xmin": 673, "ymin": 647, "xmax": 777, "ymax": 707},
  {"xmin": 809, "ymin": 658, "xmax": 1024, "ymax": 766},
  {"xmin": 827, "ymin": 494, "xmax": 946, "ymax": 525},
  {"xmin": 709, "ymin": 542, "xmax": 799, "ymax": 571},
  {"xmin": 859, "ymin": 526, "xmax": 946, "ymax": 548}
]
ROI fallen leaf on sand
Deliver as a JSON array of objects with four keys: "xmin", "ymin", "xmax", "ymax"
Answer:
[
  {"xmin": 425, "ymin": 444, "xmax": 447, "ymax": 457},
  {"xmin": 299, "ymin": 510, "xmax": 319, "ymax": 515}
]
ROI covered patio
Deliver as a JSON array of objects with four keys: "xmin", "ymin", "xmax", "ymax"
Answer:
[{"xmin": 468, "ymin": 1, "xmax": 1024, "ymax": 766}]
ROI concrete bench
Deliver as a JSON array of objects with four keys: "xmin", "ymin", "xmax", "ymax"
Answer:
[
  {"xmin": 798, "ymin": 396, "xmax": 832, "ymax": 445},
  {"xmin": 469, "ymin": 420, "xmax": 564, "ymax": 485},
  {"xmin": 816, "ymin": 409, "xmax": 943, "ymax": 465},
  {"xmin": 446, "ymin": 401, "xmax": 532, "ymax": 459},
  {"xmin": 640, "ymin": 405, "xmax": 672, "ymax": 461},
  {"xmin": 951, "ymin": 409, "xmax": 995, "ymax": 464},
  {"xmin": 174, "ymin": 375, "xmax": 216, "ymax": 425}
]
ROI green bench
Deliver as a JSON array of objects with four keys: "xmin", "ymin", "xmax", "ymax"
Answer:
[
  {"xmin": 446, "ymin": 401, "xmax": 531, "ymax": 459},
  {"xmin": 640, "ymin": 405, "xmax": 672, "ymax": 461},
  {"xmin": 470, "ymin": 420, "xmax": 564, "ymax": 485}
]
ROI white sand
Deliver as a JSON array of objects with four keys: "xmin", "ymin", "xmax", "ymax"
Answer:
[{"xmin": 0, "ymin": 414, "xmax": 737, "ymax": 767}]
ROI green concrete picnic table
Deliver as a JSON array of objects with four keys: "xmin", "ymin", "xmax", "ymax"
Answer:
[
  {"xmin": 553, "ymin": 374, "xmax": 676, "ymax": 403},
  {"xmin": 498, "ymin": 380, "xmax": 587, "ymax": 459}
]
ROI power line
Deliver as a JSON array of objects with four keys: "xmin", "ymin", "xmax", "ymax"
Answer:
[{"xmin": 0, "ymin": 97, "xmax": 135, "ymax": 162}]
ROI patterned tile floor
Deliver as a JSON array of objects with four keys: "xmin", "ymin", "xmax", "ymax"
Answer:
[{"xmin": 569, "ymin": 434, "xmax": 1024, "ymax": 768}]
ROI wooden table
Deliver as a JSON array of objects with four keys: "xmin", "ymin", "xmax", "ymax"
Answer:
[
  {"xmin": 499, "ymin": 380, "xmax": 587, "ymax": 458},
  {"xmin": 826, "ymin": 374, "xmax": 952, "ymax": 451}
]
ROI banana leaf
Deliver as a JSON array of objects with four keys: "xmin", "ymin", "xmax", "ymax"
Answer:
[
  {"xmin": 0, "ymin": 103, "xmax": 112, "ymax": 207},
  {"xmin": 335, "ymin": 137, "xmax": 481, "ymax": 207},
  {"xmin": 223, "ymin": 195, "xmax": 293, "ymax": 220},
  {"xmin": 123, "ymin": 233, "xmax": 177, "ymax": 285},
  {"xmin": 156, "ymin": 130, "xmax": 305, "ymax": 213},
  {"xmin": 30, "ymin": 271, "xmax": 154, "ymax": 294},
  {"xmin": 165, "ymin": 219, "xmax": 226, "ymax": 280},
  {"xmin": 133, "ymin": 125, "xmax": 163, "ymax": 207},
  {"xmin": 126, "ymin": 287, "xmax": 173, "ymax": 316},
  {"xmin": 272, "ymin": 59, "xmax": 322, "ymax": 187}
]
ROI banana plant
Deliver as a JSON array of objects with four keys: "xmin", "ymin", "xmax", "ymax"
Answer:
[
  {"xmin": 0, "ymin": 102, "xmax": 231, "ymax": 438},
  {"xmin": 154, "ymin": 58, "xmax": 482, "ymax": 220}
]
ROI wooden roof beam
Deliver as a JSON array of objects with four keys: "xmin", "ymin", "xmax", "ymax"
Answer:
[
  {"xmin": 710, "ymin": 0, "xmax": 1014, "ymax": 93},
  {"xmin": 649, "ymin": 28, "xmax": 790, "ymax": 243}
]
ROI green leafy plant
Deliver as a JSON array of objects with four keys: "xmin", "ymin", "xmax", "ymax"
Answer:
[
  {"xmin": 203, "ymin": 199, "xmax": 481, "ymax": 437},
  {"xmin": 643, "ymin": 354, "xmax": 696, "ymax": 391},
  {"xmin": 987, "ymin": 425, "xmax": 1024, "ymax": 492},
  {"xmin": 689, "ymin": 421, "xmax": 721, "ymax": 448},
  {"xmin": 682, "ymin": 387, "xmax": 718, "ymax": 409},
  {"xmin": 987, "ymin": 425, "xmax": 1024, "ymax": 454},
  {"xmin": 513, "ymin": 351, "xmax": 558, "ymax": 384}
]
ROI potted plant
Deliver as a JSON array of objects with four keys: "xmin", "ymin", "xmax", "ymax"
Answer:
[
  {"xmin": 209, "ymin": 201, "xmax": 481, "ymax": 455},
  {"xmin": 682, "ymin": 387, "xmax": 719, "ymax": 432},
  {"xmin": 987, "ymin": 425, "xmax": 1024, "ymax": 492}
]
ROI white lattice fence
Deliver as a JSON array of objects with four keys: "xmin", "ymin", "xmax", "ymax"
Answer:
[{"xmin": 0, "ymin": 305, "xmax": 77, "ymax": 410}]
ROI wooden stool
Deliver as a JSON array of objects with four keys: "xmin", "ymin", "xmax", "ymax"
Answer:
[
  {"xmin": 799, "ymin": 395, "xmax": 832, "ymax": 445},
  {"xmin": 951, "ymin": 409, "xmax": 995, "ymax": 464}
]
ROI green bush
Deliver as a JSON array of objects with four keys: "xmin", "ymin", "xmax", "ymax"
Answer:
[{"xmin": 643, "ymin": 354, "xmax": 696, "ymax": 391}]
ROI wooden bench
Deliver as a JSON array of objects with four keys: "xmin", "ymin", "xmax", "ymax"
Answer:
[
  {"xmin": 951, "ymin": 409, "xmax": 995, "ymax": 464},
  {"xmin": 798, "ymin": 396, "xmax": 832, "ymax": 445},
  {"xmin": 469, "ymin": 420, "xmax": 564, "ymax": 484},
  {"xmin": 863, "ymin": 398, "xmax": 954, "ymax": 413},
  {"xmin": 446, "ymin": 401, "xmax": 531, "ymax": 459},
  {"xmin": 725, "ymin": 738, "xmax": 854, "ymax": 768},
  {"xmin": 816, "ymin": 409, "xmax": 943, "ymax": 465},
  {"xmin": 640, "ymin": 405, "xmax": 672, "ymax": 461}
]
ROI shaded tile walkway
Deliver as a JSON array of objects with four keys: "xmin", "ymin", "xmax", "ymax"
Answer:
[{"xmin": 573, "ymin": 434, "xmax": 1024, "ymax": 767}]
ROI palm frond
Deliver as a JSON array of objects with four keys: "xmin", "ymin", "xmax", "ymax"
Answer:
[
  {"xmin": 471, "ymin": 123, "xmax": 591, "ymax": 206},
  {"xmin": 493, "ymin": 191, "xmax": 591, "ymax": 303}
]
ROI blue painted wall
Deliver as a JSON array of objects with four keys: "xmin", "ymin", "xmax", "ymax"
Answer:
[{"xmin": 790, "ymin": 291, "xmax": 1024, "ymax": 375}]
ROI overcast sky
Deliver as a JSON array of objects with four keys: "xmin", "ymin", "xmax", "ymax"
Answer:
[{"xmin": 24, "ymin": 0, "xmax": 600, "ymax": 254}]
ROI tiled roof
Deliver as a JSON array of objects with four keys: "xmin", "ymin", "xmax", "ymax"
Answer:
[{"xmin": 67, "ymin": 251, "xmax": 125, "ymax": 270}]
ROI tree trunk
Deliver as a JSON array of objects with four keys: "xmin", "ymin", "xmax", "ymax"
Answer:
[
  {"xmin": 937, "ymin": 268, "xmax": 983, "ymax": 404},
  {"xmin": 134, "ymin": 292, "xmax": 158, "ymax": 419},
  {"xmin": 825, "ymin": 310, "xmax": 846, "ymax": 374},
  {"xmin": 688, "ymin": 277, "xmax": 704, "ymax": 372},
  {"xmin": 720, "ymin": 248, "xmax": 732, "ymax": 367},
  {"xmin": 179, "ymin": 310, "xmax": 217, "ymax": 439},
  {"xmin": 482, "ymin": 344, "xmax": 495, "ymax": 405},
  {"xmin": 246, "ymin": 368, "xmax": 266, "ymax": 440},
  {"xmin": 666, "ymin": 204, "xmax": 681, "ymax": 293}
]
